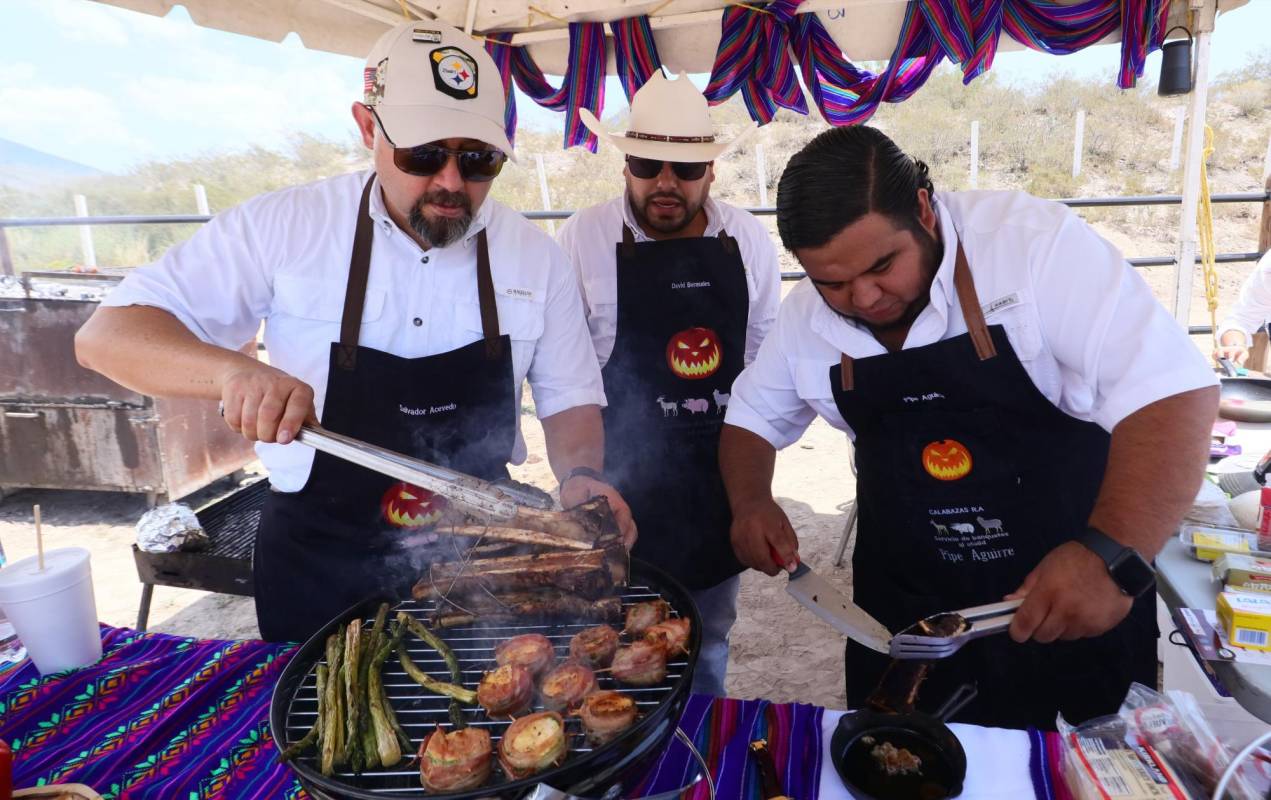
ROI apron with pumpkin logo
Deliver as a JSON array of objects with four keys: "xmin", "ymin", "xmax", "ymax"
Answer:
[
  {"xmin": 830, "ymin": 240, "xmax": 1156, "ymax": 729},
  {"xmin": 253, "ymin": 176, "xmax": 516, "ymax": 642},
  {"xmin": 600, "ymin": 224, "xmax": 748, "ymax": 590}
]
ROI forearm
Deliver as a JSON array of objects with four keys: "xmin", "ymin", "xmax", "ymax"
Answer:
[
  {"xmin": 1087, "ymin": 386, "xmax": 1219, "ymax": 559},
  {"xmin": 719, "ymin": 424, "xmax": 778, "ymax": 513},
  {"xmin": 75, "ymin": 305, "xmax": 254, "ymax": 399},
  {"xmin": 540, "ymin": 404, "xmax": 604, "ymax": 482}
]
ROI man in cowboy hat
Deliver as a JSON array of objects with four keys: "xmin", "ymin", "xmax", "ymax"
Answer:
[
  {"xmin": 556, "ymin": 72, "xmax": 781, "ymax": 695},
  {"xmin": 77, "ymin": 19, "xmax": 634, "ymax": 643}
]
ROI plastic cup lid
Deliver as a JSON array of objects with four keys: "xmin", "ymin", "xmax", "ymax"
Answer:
[{"xmin": 0, "ymin": 547, "xmax": 92, "ymax": 602}]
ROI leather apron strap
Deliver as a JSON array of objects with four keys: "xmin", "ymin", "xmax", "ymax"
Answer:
[
  {"xmin": 839, "ymin": 240, "xmax": 994, "ymax": 392},
  {"xmin": 336, "ymin": 175, "xmax": 502, "ymax": 368}
]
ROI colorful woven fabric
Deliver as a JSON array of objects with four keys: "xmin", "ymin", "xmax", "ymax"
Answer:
[
  {"xmin": 631, "ymin": 694, "xmax": 825, "ymax": 800},
  {"xmin": 0, "ymin": 625, "xmax": 302, "ymax": 799},
  {"xmin": 704, "ymin": 0, "xmax": 809, "ymax": 125},
  {"xmin": 611, "ymin": 16, "xmax": 664, "ymax": 102},
  {"xmin": 485, "ymin": 23, "xmax": 607, "ymax": 151}
]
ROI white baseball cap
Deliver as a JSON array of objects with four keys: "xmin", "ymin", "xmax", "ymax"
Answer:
[{"xmin": 363, "ymin": 20, "xmax": 515, "ymax": 158}]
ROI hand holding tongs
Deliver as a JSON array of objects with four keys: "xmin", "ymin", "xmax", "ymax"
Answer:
[
  {"xmin": 888, "ymin": 599, "xmax": 1022, "ymax": 660},
  {"xmin": 294, "ymin": 424, "xmax": 554, "ymax": 519}
]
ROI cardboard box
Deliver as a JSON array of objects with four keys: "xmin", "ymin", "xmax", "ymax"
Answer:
[{"xmin": 1216, "ymin": 591, "xmax": 1271, "ymax": 652}]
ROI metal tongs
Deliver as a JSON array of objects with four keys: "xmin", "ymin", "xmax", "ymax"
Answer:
[
  {"xmin": 294, "ymin": 424, "xmax": 553, "ymax": 519},
  {"xmin": 888, "ymin": 599, "xmax": 1022, "ymax": 660}
]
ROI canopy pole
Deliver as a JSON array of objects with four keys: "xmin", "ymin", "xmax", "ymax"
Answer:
[
  {"xmin": 1172, "ymin": 0, "xmax": 1216, "ymax": 324},
  {"xmin": 463, "ymin": 0, "xmax": 479, "ymax": 34}
]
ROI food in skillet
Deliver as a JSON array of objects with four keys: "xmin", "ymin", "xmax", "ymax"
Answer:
[
  {"xmin": 569, "ymin": 624, "xmax": 620, "ymax": 667},
  {"xmin": 869, "ymin": 739, "xmax": 923, "ymax": 776},
  {"xmin": 539, "ymin": 661, "xmax": 599, "ymax": 711},
  {"xmin": 624, "ymin": 599, "xmax": 670, "ymax": 637},
  {"xmin": 644, "ymin": 617, "xmax": 691, "ymax": 656},
  {"xmin": 578, "ymin": 690, "xmax": 639, "ymax": 745},
  {"xmin": 499, "ymin": 711, "xmax": 569, "ymax": 778},
  {"xmin": 610, "ymin": 638, "xmax": 668, "ymax": 686},
  {"xmin": 495, "ymin": 633, "xmax": 556, "ymax": 678},
  {"xmin": 477, "ymin": 664, "xmax": 535, "ymax": 717},
  {"xmin": 419, "ymin": 726, "xmax": 493, "ymax": 792}
]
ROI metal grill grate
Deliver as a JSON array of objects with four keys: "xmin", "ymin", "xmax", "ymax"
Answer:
[
  {"xmin": 280, "ymin": 585, "xmax": 690, "ymax": 796},
  {"xmin": 195, "ymin": 478, "xmax": 268, "ymax": 560}
]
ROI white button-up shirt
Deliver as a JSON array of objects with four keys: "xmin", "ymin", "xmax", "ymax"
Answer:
[
  {"xmin": 103, "ymin": 170, "xmax": 606, "ymax": 491},
  {"xmin": 725, "ymin": 191, "xmax": 1217, "ymax": 449},
  {"xmin": 555, "ymin": 196, "xmax": 782, "ymax": 368},
  {"xmin": 1218, "ymin": 250, "xmax": 1271, "ymax": 342}
]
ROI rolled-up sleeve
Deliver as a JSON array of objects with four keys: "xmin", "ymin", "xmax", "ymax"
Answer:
[
  {"xmin": 526, "ymin": 244, "xmax": 608, "ymax": 418},
  {"xmin": 1033, "ymin": 210, "xmax": 1217, "ymax": 431},
  {"xmin": 101, "ymin": 202, "xmax": 272, "ymax": 350},
  {"xmin": 725, "ymin": 307, "xmax": 818, "ymax": 449},
  {"xmin": 1218, "ymin": 250, "xmax": 1271, "ymax": 341}
]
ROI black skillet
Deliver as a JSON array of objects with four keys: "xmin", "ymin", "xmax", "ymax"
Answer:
[
  {"xmin": 829, "ymin": 684, "xmax": 977, "ymax": 800},
  {"xmin": 1218, "ymin": 357, "xmax": 1271, "ymax": 423}
]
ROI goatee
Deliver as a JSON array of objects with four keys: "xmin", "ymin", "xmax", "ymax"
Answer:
[{"xmin": 410, "ymin": 188, "xmax": 473, "ymax": 247}]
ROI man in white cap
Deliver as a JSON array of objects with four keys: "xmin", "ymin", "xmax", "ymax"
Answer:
[
  {"xmin": 556, "ymin": 72, "xmax": 781, "ymax": 695},
  {"xmin": 76, "ymin": 20, "xmax": 634, "ymax": 643}
]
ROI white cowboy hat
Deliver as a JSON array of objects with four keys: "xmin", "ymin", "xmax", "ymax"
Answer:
[{"xmin": 580, "ymin": 71, "xmax": 743, "ymax": 163}]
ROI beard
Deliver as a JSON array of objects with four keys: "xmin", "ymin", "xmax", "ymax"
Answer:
[
  {"xmin": 628, "ymin": 188, "xmax": 705, "ymax": 236},
  {"xmin": 409, "ymin": 187, "xmax": 473, "ymax": 248},
  {"xmin": 821, "ymin": 224, "xmax": 943, "ymax": 336}
]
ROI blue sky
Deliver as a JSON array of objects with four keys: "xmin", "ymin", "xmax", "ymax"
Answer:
[{"xmin": 1, "ymin": 0, "xmax": 1267, "ymax": 173}]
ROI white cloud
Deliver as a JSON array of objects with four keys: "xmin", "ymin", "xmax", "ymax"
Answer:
[
  {"xmin": 48, "ymin": 0, "xmax": 131, "ymax": 47},
  {"xmin": 0, "ymin": 62, "xmax": 38, "ymax": 85},
  {"xmin": 0, "ymin": 84, "xmax": 147, "ymax": 168}
]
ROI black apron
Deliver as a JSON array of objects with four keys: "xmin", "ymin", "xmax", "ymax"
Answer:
[
  {"xmin": 832, "ymin": 241, "xmax": 1156, "ymax": 730},
  {"xmin": 600, "ymin": 224, "xmax": 749, "ymax": 590},
  {"xmin": 253, "ymin": 176, "xmax": 516, "ymax": 642}
]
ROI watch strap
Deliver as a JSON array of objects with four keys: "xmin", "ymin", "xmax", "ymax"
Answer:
[{"xmin": 564, "ymin": 466, "xmax": 607, "ymax": 484}]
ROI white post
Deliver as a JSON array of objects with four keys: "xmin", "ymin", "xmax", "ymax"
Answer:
[
  {"xmin": 193, "ymin": 184, "xmax": 210, "ymax": 215},
  {"xmin": 1169, "ymin": 107, "xmax": 1186, "ymax": 171},
  {"xmin": 1173, "ymin": 0, "xmax": 1216, "ymax": 324},
  {"xmin": 969, "ymin": 121, "xmax": 980, "ymax": 189},
  {"xmin": 533, "ymin": 154, "xmax": 555, "ymax": 236},
  {"xmin": 1262, "ymin": 133, "xmax": 1271, "ymax": 183},
  {"xmin": 73, "ymin": 194, "xmax": 97, "ymax": 272},
  {"xmin": 1071, "ymin": 109, "xmax": 1085, "ymax": 178},
  {"xmin": 756, "ymin": 144, "xmax": 769, "ymax": 206}
]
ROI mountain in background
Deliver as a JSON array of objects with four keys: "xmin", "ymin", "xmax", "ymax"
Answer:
[{"xmin": 0, "ymin": 137, "xmax": 104, "ymax": 188}]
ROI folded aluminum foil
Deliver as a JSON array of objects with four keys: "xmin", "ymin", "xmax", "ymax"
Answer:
[{"xmin": 136, "ymin": 503, "xmax": 209, "ymax": 553}]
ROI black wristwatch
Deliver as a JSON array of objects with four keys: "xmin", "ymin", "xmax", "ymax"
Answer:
[
  {"xmin": 563, "ymin": 466, "xmax": 607, "ymax": 485},
  {"xmin": 1076, "ymin": 527, "xmax": 1155, "ymax": 597}
]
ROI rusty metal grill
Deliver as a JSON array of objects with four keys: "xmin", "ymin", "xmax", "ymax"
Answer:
[{"xmin": 274, "ymin": 568, "xmax": 699, "ymax": 800}]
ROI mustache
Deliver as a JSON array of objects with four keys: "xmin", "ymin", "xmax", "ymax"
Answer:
[{"xmin": 418, "ymin": 188, "xmax": 472, "ymax": 213}]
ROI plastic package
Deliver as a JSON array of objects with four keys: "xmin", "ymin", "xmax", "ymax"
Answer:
[
  {"xmin": 1057, "ymin": 683, "xmax": 1267, "ymax": 800},
  {"xmin": 1178, "ymin": 525, "xmax": 1270, "ymax": 562}
]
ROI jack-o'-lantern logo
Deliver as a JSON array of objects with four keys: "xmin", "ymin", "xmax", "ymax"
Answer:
[
  {"xmin": 666, "ymin": 327, "xmax": 721, "ymax": 379},
  {"xmin": 381, "ymin": 482, "xmax": 447, "ymax": 528},
  {"xmin": 921, "ymin": 439, "xmax": 972, "ymax": 481}
]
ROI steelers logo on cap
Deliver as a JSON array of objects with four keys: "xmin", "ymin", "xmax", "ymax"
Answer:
[{"xmin": 430, "ymin": 47, "xmax": 478, "ymax": 100}]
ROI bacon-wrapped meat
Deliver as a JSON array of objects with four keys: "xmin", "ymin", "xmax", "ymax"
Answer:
[
  {"xmin": 498, "ymin": 711, "xmax": 568, "ymax": 779},
  {"xmin": 477, "ymin": 663, "xmax": 534, "ymax": 717},
  {"xmin": 623, "ymin": 600, "xmax": 670, "ymax": 638},
  {"xmin": 569, "ymin": 625, "xmax": 620, "ymax": 668},
  {"xmin": 644, "ymin": 617, "xmax": 691, "ymax": 656},
  {"xmin": 610, "ymin": 639, "xmax": 668, "ymax": 686},
  {"xmin": 495, "ymin": 633, "xmax": 556, "ymax": 678},
  {"xmin": 419, "ymin": 726, "xmax": 493, "ymax": 792},
  {"xmin": 578, "ymin": 690, "xmax": 638, "ymax": 746},
  {"xmin": 539, "ymin": 661, "xmax": 598, "ymax": 712}
]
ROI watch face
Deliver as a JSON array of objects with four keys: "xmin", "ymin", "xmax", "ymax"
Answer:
[{"xmin": 1109, "ymin": 551, "xmax": 1155, "ymax": 597}]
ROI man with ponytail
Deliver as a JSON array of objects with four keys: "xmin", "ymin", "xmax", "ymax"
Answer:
[{"xmin": 719, "ymin": 126, "xmax": 1217, "ymax": 729}]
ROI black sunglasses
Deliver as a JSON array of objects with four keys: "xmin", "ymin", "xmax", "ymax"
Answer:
[
  {"xmin": 625, "ymin": 155, "xmax": 710, "ymax": 181},
  {"xmin": 369, "ymin": 107, "xmax": 507, "ymax": 182}
]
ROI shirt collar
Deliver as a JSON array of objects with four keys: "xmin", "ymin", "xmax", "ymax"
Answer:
[
  {"xmin": 621, "ymin": 195, "xmax": 723, "ymax": 242},
  {"xmin": 366, "ymin": 171, "xmax": 492, "ymax": 249},
  {"xmin": 807, "ymin": 193, "xmax": 961, "ymax": 354}
]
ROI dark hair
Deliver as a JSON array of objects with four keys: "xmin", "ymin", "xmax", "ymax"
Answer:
[{"xmin": 776, "ymin": 126, "xmax": 934, "ymax": 251}]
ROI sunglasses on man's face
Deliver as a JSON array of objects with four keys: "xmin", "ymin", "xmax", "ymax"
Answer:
[
  {"xmin": 625, "ymin": 156, "xmax": 710, "ymax": 181},
  {"xmin": 370, "ymin": 107, "xmax": 507, "ymax": 182}
]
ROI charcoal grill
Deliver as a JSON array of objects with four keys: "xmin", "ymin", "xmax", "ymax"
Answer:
[{"xmin": 270, "ymin": 559, "xmax": 701, "ymax": 800}]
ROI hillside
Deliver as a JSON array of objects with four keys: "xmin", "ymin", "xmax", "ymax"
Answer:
[
  {"xmin": 0, "ymin": 137, "xmax": 103, "ymax": 189},
  {"xmin": 0, "ymin": 57, "xmax": 1266, "ymax": 327}
]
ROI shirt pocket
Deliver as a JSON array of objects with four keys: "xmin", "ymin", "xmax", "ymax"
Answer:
[
  {"xmin": 457, "ymin": 295, "xmax": 546, "ymax": 343},
  {"xmin": 982, "ymin": 293, "xmax": 1042, "ymax": 363},
  {"xmin": 272, "ymin": 275, "xmax": 386, "ymax": 325}
]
